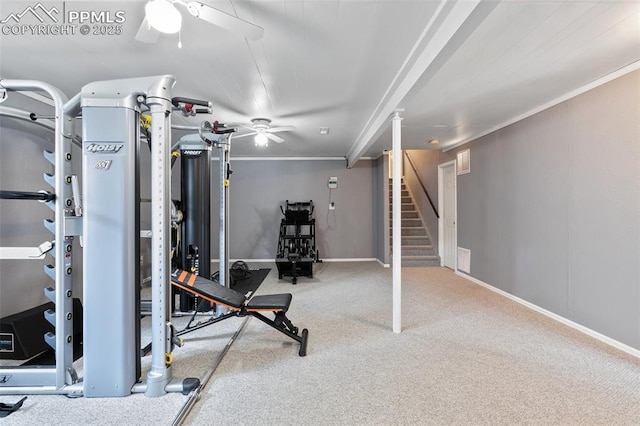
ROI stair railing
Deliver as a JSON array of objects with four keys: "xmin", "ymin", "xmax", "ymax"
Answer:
[{"xmin": 403, "ymin": 151, "xmax": 439, "ymax": 219}]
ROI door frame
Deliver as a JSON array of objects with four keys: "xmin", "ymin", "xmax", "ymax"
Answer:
[{"xmin": 438, "ymin": 160, "xmax": 457, "ymax": 269}]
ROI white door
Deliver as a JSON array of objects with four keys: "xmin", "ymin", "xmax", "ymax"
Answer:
[{"xmin": 439, "ymin": 161, "xmax": 456, "ymax": 269}]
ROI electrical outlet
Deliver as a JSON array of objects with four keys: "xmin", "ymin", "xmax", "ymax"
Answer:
[{"xmin": 329, "ymin": 202, "xmax": 335, "ymax": 210}]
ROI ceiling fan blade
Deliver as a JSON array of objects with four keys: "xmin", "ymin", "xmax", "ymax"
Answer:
[
  {"xmin": 135, "ymin": 17, "xmax": 160, "ymax": 43},
  {"xmin": 188, "ymin": 2, "xmax": 264, "ymax": 41},
  {"xmin": 266, "ymin": 133, "xmax": 285, "ymax": 144},
  {"xmin": 268, "ymin": 125, "xmax": 296, "ymax": 133},
  {"xmin": 233, "ymin": 131, "xmax": 257, "ymax": 139},
  {"xmin": 224, "ymin": 123, "xmax": 257, "ymax": 133}
]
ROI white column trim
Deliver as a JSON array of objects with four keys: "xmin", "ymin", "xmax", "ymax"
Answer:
[{"xmin": 392, "ymin": 111, "xmax": 403, "ymax": 333}]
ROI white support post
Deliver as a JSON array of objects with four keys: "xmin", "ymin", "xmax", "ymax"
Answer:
[{"xmin": 391, "ymin": 110, "xmax": 403, "ymax": 333}]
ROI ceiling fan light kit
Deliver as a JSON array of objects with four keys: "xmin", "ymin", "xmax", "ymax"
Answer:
[
  {"xmin": 254, "ymin": 132, "xmax": 269, "ymax": 147},
  {"xmin": 230, "ymin": 117, "xmax": 295, "ymax": 146},
  {"xmin": 146, "ymin": 0, "xmax": 182, "ymax": 34}
]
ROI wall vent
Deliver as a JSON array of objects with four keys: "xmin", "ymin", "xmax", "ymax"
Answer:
[
  {"xmin": 457, "ymin": 247, "xmax": 470, "ymax": 273},
  {"xmin": 457, "ymin": 149, "xmax": 470, "ymax": 175}
]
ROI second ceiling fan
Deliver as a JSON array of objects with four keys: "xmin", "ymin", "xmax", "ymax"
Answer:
[{"xmin": 135, "ymin": 0, "xmax": 264, "ymax": 43}]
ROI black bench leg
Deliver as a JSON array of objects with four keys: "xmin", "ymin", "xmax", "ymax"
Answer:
[{"xmin": 250, "ymin": 311, "xmax": 309, "ymax": 357}]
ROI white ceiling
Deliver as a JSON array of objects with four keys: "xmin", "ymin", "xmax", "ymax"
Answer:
[{"xmin": 1, "ymin": 0, "xmax": 639, "ymax": 165}]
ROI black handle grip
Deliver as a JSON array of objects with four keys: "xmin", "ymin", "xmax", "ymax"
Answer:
[{"xmin": 171, "ymin": 97, "xmax": 210, "ymax": 107}]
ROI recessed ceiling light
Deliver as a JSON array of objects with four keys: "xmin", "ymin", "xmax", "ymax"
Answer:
[
  {"xmin": 319, "ymin": 127, "xmax": 330, "ymax": 135},
  {"xmin": 428, "ymin": 139, "xmax": 440, "ymax": 145}
]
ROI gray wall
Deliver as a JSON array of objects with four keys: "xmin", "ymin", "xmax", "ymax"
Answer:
[
  {"xmin": 209, "ymin": 158, "xmax": 376, "ymax": 261},
  {"xmin": 439, "ymin": 70, "xmax": 639, "ymax": 349},
  {"xmin": 373, "ymin": 155, "xmax": 386, "ymax": 264}
]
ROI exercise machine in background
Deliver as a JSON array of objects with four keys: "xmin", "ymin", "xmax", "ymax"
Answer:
[
  {"xmin": 276, "ymin": 200, "xmax": 320, "ymax": 284},
  {"xmin": 174, "ymin": 120, "xmax": 233, "ymax": 302}
]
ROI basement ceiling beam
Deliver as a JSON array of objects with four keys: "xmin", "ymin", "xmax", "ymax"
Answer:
[{"xmin": 345, "ymin": 0, "xmax": 490, "ymax": 168}]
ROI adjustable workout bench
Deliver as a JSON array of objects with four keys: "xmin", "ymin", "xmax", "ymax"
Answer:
[{"xmin": 171, "ymin": 269, "xmax": 309, "ymax": 356}]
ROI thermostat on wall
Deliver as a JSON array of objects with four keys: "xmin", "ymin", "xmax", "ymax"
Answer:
[{"xmin": 328, "ymin": 177, "xmax": 338, "ymax": 189}]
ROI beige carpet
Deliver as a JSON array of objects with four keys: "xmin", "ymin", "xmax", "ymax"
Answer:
[{"xmin": 1, "ymin": 262, "xmax": 638, "ymax": 425}]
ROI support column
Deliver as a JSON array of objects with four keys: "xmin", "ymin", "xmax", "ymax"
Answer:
[
  {"xmin": 391, "ymin": 110, "xmax": 403, "ymax": 333},
  {"xmin": 146, "ymin": 92, "xmax": 174, "ymax": 398}
]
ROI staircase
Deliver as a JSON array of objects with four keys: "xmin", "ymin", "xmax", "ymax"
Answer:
[{"xmin": 390, "ymin": 179, "xmax": 440, "ymax": 267}]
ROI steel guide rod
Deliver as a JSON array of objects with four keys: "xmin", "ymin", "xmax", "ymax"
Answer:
[{"xmin": 145, "ymin": 79, "xmax": 176, "ymax": 397}]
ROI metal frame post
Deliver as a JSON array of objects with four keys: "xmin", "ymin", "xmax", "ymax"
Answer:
[{"xmin": 218, "ymin": 138, "xmax": 231, "ymax": 288}]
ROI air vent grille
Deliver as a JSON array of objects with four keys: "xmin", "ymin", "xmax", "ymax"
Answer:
[
  {"xmin": 457, "ymin": 247, "xmax": 470, "ymax": 273},
  {"xmin": 457, "ymin": 149, "xmax": 470, "ymax": 175}
]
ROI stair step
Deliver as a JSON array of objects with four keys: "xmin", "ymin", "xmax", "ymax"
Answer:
[
  {"xmin": 393, "ymin": 245, "xmax": 437, "ymax": 256},
  {"xmin": 400, "ymin": 203, "xmax": 415, "ymax": 211},
  {"xmin": 390, "ymin": 211, "xmax": 419, "ymax": 219},
  {"xmin": 392, "ymin": 236, "xmax": 432, "ymax": 246},
  {"xmin": 389, "ymin": 197, "xmax": 413, "ymax": 208},
  {"xmin": 401, "ymin": 255, "xmax": 441, "ymax": 267},
  {"xmin": 389, "ymin": 191, "xmax": 411, "ymax": 201},
  {"xmin": 390, "ymin": 218, "xmax": 422, "ymax": 228},
  {"xmin": 390, "ymin": 227, "xmax": 427, "ymax": 237}
]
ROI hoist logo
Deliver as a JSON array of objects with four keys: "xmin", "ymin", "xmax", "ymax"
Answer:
[
  {"xmin": 85, "ymin": 143, "xmax": 124, "ymax": 154},
  {"xmin": 182, "ymin": 150, "xmax": 203, "ymax": 156}
]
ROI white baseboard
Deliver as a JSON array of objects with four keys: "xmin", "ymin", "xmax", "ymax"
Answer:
[
  {"xmin": 455, "ymin": 271, "xmax": 640, "ymax": 360},
  {"xmin": 376, "ymin": 258, "xmax": 390, "ymax": 268},
  {"xmin": 321, "ymin": 258, "xmax": 377, "ymax": 262}
]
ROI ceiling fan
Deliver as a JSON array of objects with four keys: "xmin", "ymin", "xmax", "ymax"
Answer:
[
  {"xmin": 233, "ymin": 118, "xmax": 295, "ymax": 146},
  {"xmin": 135, "ymin": 0, "xmax": 264, "ymax": 44}
]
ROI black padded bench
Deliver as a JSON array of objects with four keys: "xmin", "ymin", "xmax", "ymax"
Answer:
[{"xmin": 171, "ymin": 269, "xmax": 308, "ymax": 356}]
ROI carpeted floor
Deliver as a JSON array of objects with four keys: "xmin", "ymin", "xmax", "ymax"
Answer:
[{"xmin": 1, "ymin": 262, "xmax": 639, "ymax": 425}]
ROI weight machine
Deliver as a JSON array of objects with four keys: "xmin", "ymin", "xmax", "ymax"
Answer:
[
  {"xmin": 174, "ymin": 121, "xmax": 233, "ymax": 313},
  {"xmin": 0, "ymin": 76, "xmax": 199, "ymax": 397},
  {"xmin": 276, "ymin": 200, "xmax": 320, "ymax": 284}
]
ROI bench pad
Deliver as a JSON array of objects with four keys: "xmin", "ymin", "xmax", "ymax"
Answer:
[
  {"xmin": 246, "ymin": 294, "xmax": 292, "ymax": 312},
  {"xmin": 172, "ymin": 269, "xmax": 247, "ymax": 309}
]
